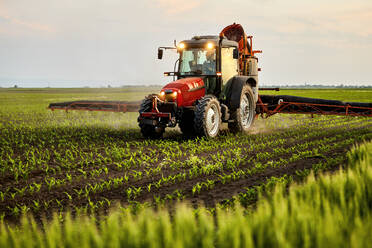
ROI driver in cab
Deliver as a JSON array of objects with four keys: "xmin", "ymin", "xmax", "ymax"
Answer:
[{"xmin": 202, "ymin": 51, "xmax": 216, "ymax": 75}]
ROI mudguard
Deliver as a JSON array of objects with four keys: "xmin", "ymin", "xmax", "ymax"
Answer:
[{"xmin": 224, "ymin": 76, "xmax": 254, "ymax": 110}]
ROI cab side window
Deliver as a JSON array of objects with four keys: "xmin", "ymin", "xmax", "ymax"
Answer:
[{"xmin": 221, "ymin": 47, "xmax": 238, "ymax": 86}]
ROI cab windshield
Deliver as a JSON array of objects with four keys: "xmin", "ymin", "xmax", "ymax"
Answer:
[{"xmin": 179, "ymin": 48, "xmax": 216, "ymax": 76}]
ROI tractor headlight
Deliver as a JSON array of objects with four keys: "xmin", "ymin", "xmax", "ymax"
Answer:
[
  {"xmin": 159, "ymin": 91, "xmax": 165, "ymax": 100},
  {"xmin": 161, "ymin": 90, "xmax": 177, "ymax": 102},
  {"xmin": 166, "ymin": 91, "xmax": 177, "ymax": 102}
]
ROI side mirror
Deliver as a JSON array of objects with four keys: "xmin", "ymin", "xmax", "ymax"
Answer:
[
  {"xmin": 233, "ymin": 48, "xmax": 239, "ymax": 59},
  {"xmin": 158, "ymin": 49, "xmax": 163, "ymax": 60}
]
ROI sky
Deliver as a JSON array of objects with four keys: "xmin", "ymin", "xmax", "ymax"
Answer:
[{"xmin": 0, "ymin": 0, "xmax": 371, "ymax": 87}]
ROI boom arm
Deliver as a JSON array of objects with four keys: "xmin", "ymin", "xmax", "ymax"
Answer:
[{"xmin": 257, "ymin": 95, "xmax": 372, "ymax": 118}]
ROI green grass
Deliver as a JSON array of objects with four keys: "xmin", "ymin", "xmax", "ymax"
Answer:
[{"xmin": 1, "ymin": 141, "xmax": 371, "ymax": 248}]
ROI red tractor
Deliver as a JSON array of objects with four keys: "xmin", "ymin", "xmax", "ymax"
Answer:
[
  {"xmin": 138, "ymin": 23, "xmax": 262, "ymax": 138},
  {"xmin": 49, "ymin": 24, "xmax": 372, "ymax": 138}
]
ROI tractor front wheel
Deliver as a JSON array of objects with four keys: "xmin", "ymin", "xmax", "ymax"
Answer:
[
  {"xmin": 194, "ymin": 95, "xmax": 221, "ymax": 138},
  {"xmin": 138, "ymin": 97, "xmax": 164, "ymax": 139},
  {"xmin": 228, "ymin": 85, "xmax": 256, "ymax": 133}
]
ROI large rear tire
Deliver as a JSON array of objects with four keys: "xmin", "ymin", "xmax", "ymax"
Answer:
[
  {"xmin": 138, "ymin": 97, "xmax": 164, "ymax": 139},
  {"xmin": 179, "ymin": 110, "xmax": 197, "ymax": 136},
  {"xmin": 194, "ymin": 95, "xmax": 221, "ymax": 138},
  {"xmin": 228, "ymin": 85, "xmax": 256, "ymax": 133}
]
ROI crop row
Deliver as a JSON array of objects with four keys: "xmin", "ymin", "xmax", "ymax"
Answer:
[
  {"xmin": 1, "ymin": 115, "xmax": 368, "ymax": 192},
  {"xmin": 1, "ymin": 118, "xmax": 370, "ymax": 220},
  {"xmin": 1, "ymin": 117, "xmax": 369, "ymax": 201}
]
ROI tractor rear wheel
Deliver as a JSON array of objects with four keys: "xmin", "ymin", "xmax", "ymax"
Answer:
[
  {"xmin": 228, "ymin": 85, "xmax": 256, "ymax": 133},
  {"xmin": 138, "ymin": 97, "xmax": 164, "ymax": 139},
  {"xmin": 179, "ymin": 110, "xmax": 197, "ymax": 136},
  {"xmin": 194, "ymin": 95, "xmax": 221, "ymax": 138}
]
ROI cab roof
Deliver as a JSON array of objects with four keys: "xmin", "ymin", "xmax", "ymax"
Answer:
[{"xmin": 181, "ymin": 35, "xmax": 238, "ymax": 48}]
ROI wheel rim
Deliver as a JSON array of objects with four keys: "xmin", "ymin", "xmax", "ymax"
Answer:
[
  {"xmin": 240, "ymin": 94, "xmax": 252, "ymax": 128},
  {"xmin": 206, "ymin": 104, "xmax": 220, "ymax": 136}
]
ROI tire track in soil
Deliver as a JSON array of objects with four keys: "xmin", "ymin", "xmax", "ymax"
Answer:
[{"xmin": 193, "ymin": 147, "xmax": 351, "ymax": 208}]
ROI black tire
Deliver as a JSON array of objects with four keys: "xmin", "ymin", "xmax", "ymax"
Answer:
[
  {"xmin": 194, "ymin": 95, "xmax": 221, "ymax": 138},
  {"xmin": 179, "ymin": 110, "xmax": 197, "ymax": 136},
  {"xmin": 138, "ymin": 97, "xmax": 164, "ymax": 139},
  {"xmin": 228, "ymin": 85, "xmax": 256, "ymax": 133}
]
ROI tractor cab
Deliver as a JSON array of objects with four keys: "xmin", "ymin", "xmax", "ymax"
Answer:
[
  {"xmin": 160, "ymin": 36, "xmax": 240, "ymax": 97},
  {"xmin": 177, "ymin": 36, "xmax": 239, "ymax": 96}
]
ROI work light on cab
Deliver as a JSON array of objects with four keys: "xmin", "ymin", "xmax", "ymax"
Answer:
[
  {"xmin": 206, "ymin": 42, "xmax": 214, "ymax": 49},
  {"xmin": 178, "ymin": 43, "xmax": 185, "ymax": 49}
]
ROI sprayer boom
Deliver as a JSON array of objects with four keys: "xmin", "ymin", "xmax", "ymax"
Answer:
[
  {"xmin": 48, "ymin": 100, "xmax": 141, "ymax": 113},
  {"xmin": 258, "ymin": 95, "xmax": 372, "ymax": 118}
]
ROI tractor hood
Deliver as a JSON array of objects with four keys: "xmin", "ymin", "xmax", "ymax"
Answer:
[{"xmin": 160, "ymin": 77, "xmax": 205, "ymax": 107}]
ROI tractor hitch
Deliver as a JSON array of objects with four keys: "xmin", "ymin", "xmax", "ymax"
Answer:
[{"xmin": 138, "ymin": 95, "xmax": 178, "ymax": 128}]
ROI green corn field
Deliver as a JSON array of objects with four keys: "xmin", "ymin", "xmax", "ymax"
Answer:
[{"xmin": 0, "ymin": 88, "xmax": 371, "ymax": 247}]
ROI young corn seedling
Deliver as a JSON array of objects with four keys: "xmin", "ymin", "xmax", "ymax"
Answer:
[
  {"xmin": 10, "ymin": 192, "xmax": 17, "ymax": 200},
  {"xmin": 192, "ymin": 183, "xmax": 202, "ymax": 196},
  {"xmin": 8, "ymin": 206, "xmax": 20, "ymax": 217},
  {"xmin": 66, "ymin": 172, "xmax": 72, "ymax": 182},
  {"xmin": 74, "ymin": 188, "xmax": 83, "ymax": 199},
  {"xmin": 15, "ymin": 186, "xmax": 27, "ymax": 197},
  {"xmin": 64, "ymin": 192, "xmax": 73, "ymax": 201},
  {"xmin": 33, "ymin": 200, "xmax": 40, "ymax": 211},
  {"xmin": 0, "ymin": 191, "xmax": 5, "ymax": 202},
  {"xmin": 19, "ymin": 204, "xmax": 30, "ymax": 215},
  {"xmin": 126, "ymin": 187, "xmax": 133, "ymax": 200}
]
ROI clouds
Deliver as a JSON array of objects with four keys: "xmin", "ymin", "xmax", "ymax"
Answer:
[
  {"xmin": 0, "ymin": 0, "xmax": 371, "ymax": 87},
  {"xmin": 153, "ymin": 0, "xmax": 205, "ymax": 14},
  {"xmin": 0, "ymin": 8, "xmax": 55, "ymax": 35},
  {"xmin": 273, "ymin": 6, "xmax": 372, "ymax": 38},
  {"xmin": 326, "ymin": 8, "xmax": 372, "ymax": 37}
]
